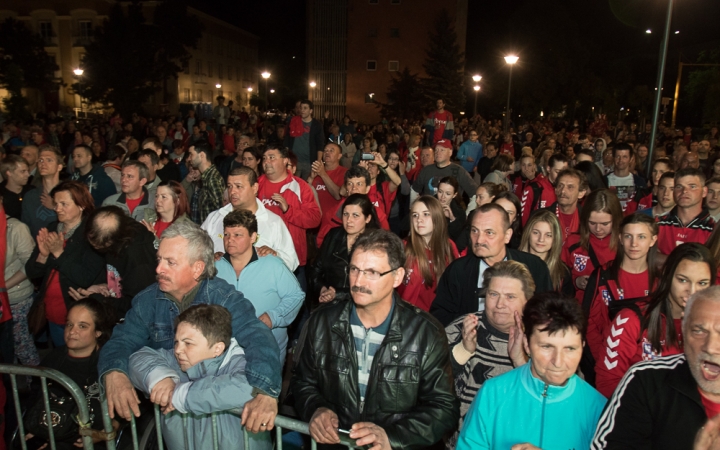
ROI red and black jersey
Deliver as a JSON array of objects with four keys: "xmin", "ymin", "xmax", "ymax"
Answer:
[
  {"xmin": 520, "ymin": 174, "xmax": 556, "ymax": 226},
  {"xmin": 657, "ymin": 207, "xmax": 715, "ymax": 255},
  {"xmin": 562, "ymin": 233, "xmax": 616, "ymax": 303},
  {"xmin": 509, "ymin": 172, "xmax": 534, "ymax": 196},
  {"xmin": 624, "ymin": 188, "xmax": 654, "ymax": 216},
  {"xmin": 594, "ymin": 303, "xmax": 682, "ymax": 398}
]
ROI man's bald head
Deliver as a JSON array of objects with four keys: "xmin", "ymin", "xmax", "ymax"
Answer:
[
  {"xmin": 86, "ymin": 206, "xmax": 129, "ymax": 253},
  {"xmin": 681, "ymin": 151, "xmax": 700, "ymax": 169}
]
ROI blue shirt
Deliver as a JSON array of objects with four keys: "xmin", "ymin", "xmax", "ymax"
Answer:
[{"xmin": 457, "ymin": 140, "xmax": 483, "ymax": 172}]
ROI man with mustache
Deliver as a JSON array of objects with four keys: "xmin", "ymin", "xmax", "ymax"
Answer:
[
  {"xmin": 592, "ymin": 286, "xmax": 720, "ymax": 450},
  {"xmin": 292, "ymin": 229, "xmax": 459, "ymax": 449},
  {"xmin": 657, "ymin": 168, "xmax": 715, "ymax": 257},
  {"xmin": 430, "ymin": 203, "xmax": 552, "ymax": 327},
  {"xmin": 539, "ymin": 168, "xmax": 588, "ymax": 240},
  {"xmin": 98, "ymin": 221, "xmax": 282, "ymax": 436}
]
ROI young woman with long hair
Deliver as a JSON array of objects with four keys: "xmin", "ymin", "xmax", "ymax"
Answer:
[
  {"xmin": 584, "ymin": 213, "xmax": 659, "ymax": 376},
  {"xmin": 398, "ymin": 196, "xmax": 459, "ymax": 311},
  {"xmin": 594, "ymin": 243, "xmax": 715, "ymax": 397},
  {"xmin": 562, "ymin": 189, "xmax": 623, "ymax": 302},
  {"xmin": 492, "ymin": 191, "xmax": 522, "ymax": 250},
  {"xmin": 626, "ymin": 157, "xmax": 673, "ymax": 214},
  {"xmin": 519, "ymin": 210, "xmax": 574, "ymax": 296},
  {"xmin": 436, "ymin": 176, "xmax": 467, "ymax": 244}
]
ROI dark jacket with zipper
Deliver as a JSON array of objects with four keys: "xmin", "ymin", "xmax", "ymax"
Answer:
[
  {"xmin": 25, "ymin": 219, "xmax": 105, "ymax": 314},
  {"xmin": 291, "ymin": 294, "xmax": 459, "ymax": 449},
  {"xmin": 430, "ymin": 248, "xmax": 552, "ymax": 327},
  {"xmin": 591, "ymin": 354, "xmax": 706, "ymax": 450},
  {"xmin": 307, "ymin": 226, "xmax": 351, "ymax": 303}
]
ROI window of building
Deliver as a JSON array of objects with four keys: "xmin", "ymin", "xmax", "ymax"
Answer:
[
  {"xmin": 196, "ymin": 89, "xmax": 202, "ymax": 102},
  {"xmin": 79, "ymin": 20, "xmax": 92, "ymax": 40},
  {"xmin": 183, "ymin": 88, "xmax": 190, "ymax": 102},
  {"xmin": 207, "ymin": 62, "xmax": 213, "ymax": 77},
  {"xmin": 195, "ymin": 60, "xmax": 202, "ymax": 75},
  {"xmin": 39, "ymin": 21, "xmax": 53, "ymax": 41},
  {"xmin": 219, "ymin": 64, "xmax": 223, "ymax": 79},
  {"xmin": 365, "ymin": 93, "xmax": 376, "ymax": 103},
  {"xmin": 388, "ymin": 60, "xmax": 399, "ymax": 71},
  {"xmin": 366, "ymin": 60, "xmax": 377, "ymax": 71},
  {"xmin": 369, "ymin": 28, "xmax": 378, "ymax": 38},
  {"xmin": 390, "ymin": 28, "xmax": 400, "ymax": 38}
]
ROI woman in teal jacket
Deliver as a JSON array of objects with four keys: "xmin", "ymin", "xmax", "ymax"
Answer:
[
  {"xmin": 457, "ymin": 293, "xmax": 606, "ymax": 450},
  {"xmin": 214, "ymin": 209, "xmax": 304, "ymax": 365}
]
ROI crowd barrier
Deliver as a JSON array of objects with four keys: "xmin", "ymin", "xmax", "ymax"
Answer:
[{"xmin": 0, "ymin": 363, "xmax": 359, "ymax": 450}]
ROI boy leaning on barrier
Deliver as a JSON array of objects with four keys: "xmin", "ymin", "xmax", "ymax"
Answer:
[{"xmin": 128, "ymin": 304, "xmax": 271, "ymax": 450}]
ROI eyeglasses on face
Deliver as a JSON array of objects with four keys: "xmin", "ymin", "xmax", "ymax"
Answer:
[{"xmin": 346, "ymin": 265, "xmax": 396, "ymax": 280}]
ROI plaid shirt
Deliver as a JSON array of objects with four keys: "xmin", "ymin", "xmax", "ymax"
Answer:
[{"xmin": 198, "ymin": 165, "xmax": 224, "ymax": 223}]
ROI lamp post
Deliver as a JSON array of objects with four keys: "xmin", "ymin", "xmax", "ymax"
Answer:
[
  {"xmin": 473, "ymin": 85, "xmax": 481, "ymax": 117},
  {"xmin": 309, "ymin": 81, "xmax": 316, "ymax": 101},
  {"xmin": 73, "ymin": 68, "xmax": 84, "ymax": 112},
  {"xmin": 646, "ymin": 0, "xmax": 674, "ymax": 178},
  {"xmin": 261, "ymin": 71, "xmax": 271, "ymax": 110},
  {"xmin": 504, "ymin": 55, "xmax": 519, "ymax": 132}
]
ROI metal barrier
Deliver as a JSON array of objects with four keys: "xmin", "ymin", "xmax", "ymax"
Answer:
[{"xmin": 1, "ymin": 363, "xmax": 358, "ymax": 450}]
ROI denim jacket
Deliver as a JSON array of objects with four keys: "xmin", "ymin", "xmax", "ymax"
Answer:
[{"xmin": 98, "ymin": 277, "xmax": 282, "ymax": 397}]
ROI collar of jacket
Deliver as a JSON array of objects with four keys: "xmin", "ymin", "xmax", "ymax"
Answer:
[
  {"xmin": 222, "ymin": 246, "xmax": 259, "ymax": 266},
  {"xmin": 154, "ymin": 277, "xmax": 208, "ymax": 302},
  {"xmin": 668, "ymin": 357, "xmax": 704, "ymax": 409},
  {"xmin": 331, "ymin": 292, "xmax": 403, "ymax": 343},
  {"xmin": 519, "ymin": 362, "xmax": 579, "ymax": 403},
  {"xmin": 185, "ymin": 338, "xmax": 243, "ymax": 381},
  {"xmin": 118, "ymin": 186, "xmax": 150, "ymax": 205}
]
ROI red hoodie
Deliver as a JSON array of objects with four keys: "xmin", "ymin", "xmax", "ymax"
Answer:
[
  {"xmin": 520, "ymin": 174, "xmax": 556, "ymax": 226},
  {"xmin": 258, "ymin": 171, "xmax": 321, "ymax": 266}
]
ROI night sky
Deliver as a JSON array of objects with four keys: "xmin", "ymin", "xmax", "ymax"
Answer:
[{"xmin": 192, "ymin": 0, "xmax": 720, "ymax": 117}]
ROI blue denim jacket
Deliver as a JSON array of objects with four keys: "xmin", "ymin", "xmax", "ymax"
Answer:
[{"xmin": 98, "ymin": 277, "xmax": 281, "ymax": 397}]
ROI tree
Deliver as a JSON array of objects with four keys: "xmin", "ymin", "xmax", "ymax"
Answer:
[
  {"xmin": 684, "ymin": 50, "xmax": 720, "ymax": 126},
  {"xmin": 0, "ymin": 18, "xmax": 60, "ymax": 120},
  {"xmin": 421, "ymin": 9, "xmax": 465, "ymax": 113},
  {"xmin": 379, "ymin": 67, "xmax": 425, "ymax": 121},
  {"xmin": 76, "ymin": 0, "xmax": 202, "ymax": 116}
]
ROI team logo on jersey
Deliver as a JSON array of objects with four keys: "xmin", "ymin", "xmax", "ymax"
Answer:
[
  {"xmin": 539, "ymin": 200, "xmax": 547, "ymax": 208},
  {"xmin": 641, "ymin": 338, "xmax": 661, "ymax": 361},
  {"xmin": 617, "ymin": 288, "xmax": 624, "ymax": 300},
  {"xmin": 573, "ymin": 255, "xmax": 590, "ymax": 272},
  {"xmin": 601, "ymin": 289, "xmax": 611, "ymax": 305}
]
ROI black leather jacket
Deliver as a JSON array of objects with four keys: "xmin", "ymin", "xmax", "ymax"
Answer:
[
  {"xmin": 307, "ymin": 226, "xmax": 351, "ymax": 302},
  {"xmin": 291, "ymin": 294, "xmax": 459, "ymax": 449}
]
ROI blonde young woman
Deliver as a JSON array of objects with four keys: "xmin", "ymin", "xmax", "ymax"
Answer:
[
  {"xmin": 397, "ymin": 196, "xmax": 459, "ymax": 311},
  {"xmin": 519, "ymin": 210, "xmax": 574, "ymax": 296}
]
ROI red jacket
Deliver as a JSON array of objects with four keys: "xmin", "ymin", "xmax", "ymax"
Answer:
[
  {"xmin": 258, "ymin": 172, "xmax": 322, "ymax": 266},
  {"xmin": 586, "ymin": 269, "xmax": 652, "ymax": 364},
  {"xmin": 561, "ymin": 233, "xmax": 616, "ymax": 302},
  {"xmin": 397, "ymin": 240, "xmax": 459, "ymax": 311},
  {"xmin": 520, "ymin": 174, "xmax": 556, "ymax": 226},
  {"xmin": 657, "ymin": 207, "xmax": 716, "ymax": 256},
  {"xmin": 594, "ymin": 304, "xmax": 682, "ymax": 398}
]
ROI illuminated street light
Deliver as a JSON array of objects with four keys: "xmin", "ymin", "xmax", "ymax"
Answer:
[
  {"xmin": 504, "ymin": 55, "xmax": 519, "ymax": 131},
  {"xmin": 73, "ymin": 68, "xmax": 84, "ymax": 76},
  {"xmin": 309, "ymin": 81, "xmax": 317, "ymax": 88},
  {"xmin": 247, "ymin": 87, "xmax": 253, "ymax": 92},
  {"xmin": 270, "ymin": 89, "xmax": 275, "ymax": 94},
  {"xmin": 646, "ymin": 29, "xmax": 652, "ymax": 34},
  {"xmin": 216, "ymin": 84, "xmax": 221, "ymax": 89},
  {"xmin": 472, "ymin": 74, "xmax": 482, "ymax": 83},
  {"xmin": 674, "ymin": 30, "xmax": 680, "ymax": 34},
  {"xmin": 261, "ymin": 71, "xmax": 271, "ymax": 79}
]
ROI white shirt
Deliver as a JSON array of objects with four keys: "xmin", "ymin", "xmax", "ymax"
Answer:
[
  {"xmin": 607, "ymin": 172, "xmax": 636, "ymax": 211},
  {"xmin": 201, "ymin": 198, "xmax": 299, "ymax": 271}
]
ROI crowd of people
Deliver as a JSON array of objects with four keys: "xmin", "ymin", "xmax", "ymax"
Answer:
[{"xmin": 0, "ymin": 95, "xmax": 720, "ymax": 450}]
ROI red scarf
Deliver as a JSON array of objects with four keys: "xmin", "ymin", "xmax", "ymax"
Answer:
[
  {"xmin": 289, "ymin": 115, "xmax": 305, "ymax": 138},
  {"xmin": 0, "ymin": 214, "xmax": 11, "ymax": 324}
]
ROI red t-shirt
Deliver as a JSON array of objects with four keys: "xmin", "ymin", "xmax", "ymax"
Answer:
[
  {"xmin": 312, "ymin": 166, "xmax": 347, "ymax": 221},
  {"xmin": 153, "ymin": 220, "xmax": 172, "ymax": 238},
  {"xmin": 45, "ymin": 270, "xmax": 67, "ymax": 325},
  {"xmin": 125, "ymin": 194, "xmax": 144, "ymax": 215},
  {"xmin": 432, "ymin": 111, "xmax": 450, "ymax": 144},
  {"xmin": 558, "ymin": 209, "xmax": 580, "ymax": 240},
  {"xmin": 700, "ymin": 389, "xmax": 720, "ymax": 418},
  {"xmin": 499, "ymin": 142, "xmax": 514, "ymax": 157}
]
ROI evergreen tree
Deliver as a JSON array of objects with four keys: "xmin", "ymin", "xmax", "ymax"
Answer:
[
  {"xmin": 76, "ymin": 0, "xmax": 202, "ymax": 116},
  {"xmin": 0, "ymin": 18, "xmax": 60, "ymax": 120},
  {"xmin": 421, "ymin": 9, "xmax": 466, "ymax": 114},
  {"xmin": 379, "ymin": 67, "xmax": 425, "ymax": 121}
]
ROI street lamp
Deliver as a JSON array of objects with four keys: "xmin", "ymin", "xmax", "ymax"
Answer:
[
  {"xmin": 73, "ymin": 68, "xmax": 85, "ymax": 113},
  {"xmin": 473, "ymin": 85, "xmax": 480, "ymax": 117},
  {"xmin": 309, "ymin": 81, "xmax": 316, "ymax": 88},
  {"xmin": 73, "ymin": 68, "xmax": 84, "ymax": 76},
  {"xmin": 472, "ymin": 74, "xmax": 482, "ymax": 83},
  {"xmin": 247, "ymin": 87, "xmax": 253, "ymax": 92},
  {"xmin": 215, "ymin": 83, "xmax": 221, "ymax": 89},
  {"xmin": 504, "ymin": 55, "xmax": 519, "ymax": 132},
  {"xmin": 261, "ymin": 71, "xmax": 271, "ymax": 109},
  {"xmin": 270, "ymin": 89, "xmax": 275, "ymax": 94}
]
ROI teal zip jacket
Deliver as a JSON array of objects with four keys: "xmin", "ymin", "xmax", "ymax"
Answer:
[{"xmin": 457, "ymin": 362, "xmax": 606, "ymax": 450}]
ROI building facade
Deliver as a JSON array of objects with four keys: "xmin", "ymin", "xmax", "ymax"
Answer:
[
  {"xmin": 0, "ymin": 0, "xmax": 258, "ymax": 116},
  {"xmin": 307, "ymin": 0, "xmax": 467, "ymax": 125}
]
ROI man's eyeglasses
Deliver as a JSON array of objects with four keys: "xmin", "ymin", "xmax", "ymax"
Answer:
[{"xmin": 346, "ymin": 265, "xmax": 396, "ymax": 281}]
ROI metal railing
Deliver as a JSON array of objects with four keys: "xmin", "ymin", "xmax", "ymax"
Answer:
[{"xmin": 1, "ymin": 363, "xmax": 358, "ymax": 450}]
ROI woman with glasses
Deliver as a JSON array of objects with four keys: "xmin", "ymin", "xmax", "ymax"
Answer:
[{"xmin": 398, "ymin": 196, "xmax": 459, "ymax": 311}]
